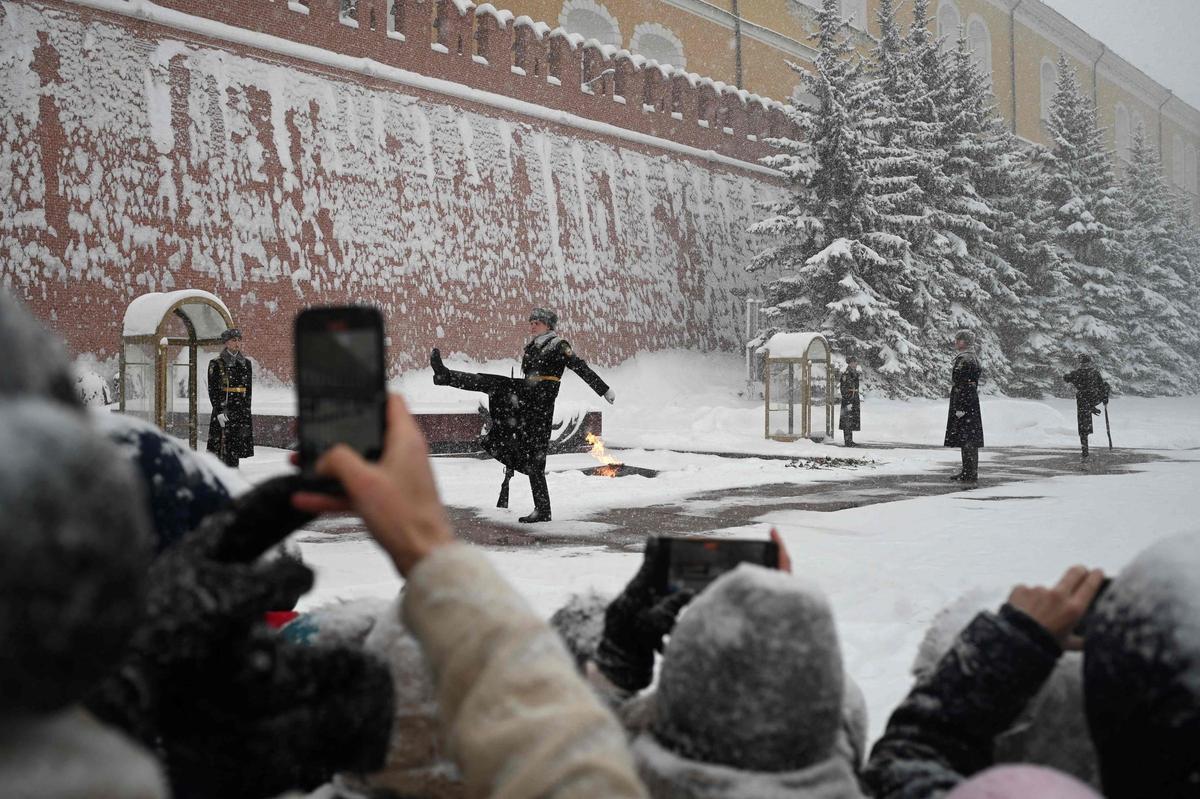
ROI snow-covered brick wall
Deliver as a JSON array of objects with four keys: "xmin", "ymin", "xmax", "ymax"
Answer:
[{"xmin": 1, "ymin": 0, "xmax": 785, "ymax": 379}]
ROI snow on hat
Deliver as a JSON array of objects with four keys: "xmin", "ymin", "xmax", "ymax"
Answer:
[
  {"xmin": 220, "ymin": 327, "xmax": 242, "ymax": 342},
  {"xmin": 944, "ymin": 765, "xmax": 1101, "ymax": 799},
  {"xmin": 549, "ymin": 590, "xmax": 610, "ymax": 672},
  {"xmin": 954, "ymin": 329, "xmax": 975, "ymax": 346},
  {"xmin": 528, "ymin": 307, "xmax": 557, "ymax": 328},
  {"xmin": 0, "ymin": 291, "xmax": 81, "ymax": 409},
  {"xmin": 652, "ymin": 564, "xmax": 844, "ymax": 772},
  {"xmin": 1084, "ymin": 531, "xmax": 1200, "ymax": 797},
  {"xmin": 0, "ymin": 400, "xmax": 153, "ymax": 714}
]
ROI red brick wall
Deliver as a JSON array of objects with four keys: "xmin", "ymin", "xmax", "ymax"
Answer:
[{"xmin": 0, "ymin": 0, "xmax": 787, "ymax": 380}]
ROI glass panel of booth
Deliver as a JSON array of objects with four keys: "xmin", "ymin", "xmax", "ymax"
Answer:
[
  {"xmin": 122, "ymin": 342, "xmax": 156, "ymax": 422},
  {"xmin": 766, "ymin": 360, "xmax": 801, "ymax": 439}
]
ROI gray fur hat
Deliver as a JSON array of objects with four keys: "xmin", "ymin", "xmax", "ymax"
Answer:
[
  {"xmin": 954, "ymin": 329, "xmax": 975, "ymax": 347},
  {"xmin": 652, "ymin": 565, "xmax": 844, "ymax": 772},
  {"xmin": 528, "ymin": 307, "xmax": 557, "ymax": 329},
  {"xmin": 219, "ymin": 328, "xmax": 243, "ymax": 342},
  {"xmin": 0, "ymin": 292, "xmax": 81, "ymax": 409},
  {"xmin": 0, "ymin": 401, "xmax": 153, "ymax": 714}
]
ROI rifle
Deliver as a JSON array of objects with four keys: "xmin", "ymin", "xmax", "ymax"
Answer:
[{"xmin": 1104, "ymin": 404, "xmax": 1113, "ymax": 449}]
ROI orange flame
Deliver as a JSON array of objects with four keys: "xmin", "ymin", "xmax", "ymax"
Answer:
[{"xmin": 585, "ymin": 432, "xmax": 623, "ymax": 477}]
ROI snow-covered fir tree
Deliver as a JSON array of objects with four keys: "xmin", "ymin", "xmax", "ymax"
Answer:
[
  {"xmin": 1121, "ymin": 125, "xmax": 1200, "ymax": 393},
  {"xmin": 750, "ymin": 0, "xmax": 918, "ymax": 392},
  {"xmin": 1033, "ymin": 54, "xmax": 1132, "ymax": 386}
]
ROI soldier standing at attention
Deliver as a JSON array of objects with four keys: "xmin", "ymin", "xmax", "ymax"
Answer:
[
  {"xmin": 839, "ymin": 356, "xmax": 862, "ymax": 447},
  {"xmin": 1063, "ymin": 354, "xmax": 1110, "ymax": 460},
  {"xmin": 944, "ymin": 330, "xmax": 984, "ymax": 484},
  {"xmin": 431, "ymin": 307, "xmax": 614, "ymax": 523},
  {"xmin": 206, "ymin": 328, "xmax": 254, "ymax": 468}
]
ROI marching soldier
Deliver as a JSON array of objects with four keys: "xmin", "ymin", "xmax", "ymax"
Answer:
[
  {"xmin": 1063, "ymin": 354, "xmax": 1110, "ymax": 460},
  {"xmin": 944, "ymin": 330, "xmax": 984, "ymax": 483},
  {"xmin": 430, "ymin": 307, "xmax": 614, "ymax": 523},
  {"xmin": 206, "ymin": 328, "xmax": 254, "ymax": 468},
  {"xmin": 839, "ymin": 356, "xmax": 861, "ymax": 447}
]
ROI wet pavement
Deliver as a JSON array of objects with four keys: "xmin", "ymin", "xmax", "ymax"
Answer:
[{"xmin": 294, "ymin": 446, "xmax": 1163, "ymax": 551}]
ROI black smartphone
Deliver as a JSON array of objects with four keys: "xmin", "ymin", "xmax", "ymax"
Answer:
[
  {"xmin": 654, "ymin": 536, "xmax": 780, "ymax": 594},
  {"xmin": 295, "ymin": 306, "xmax": 387, "ymax": 474}
]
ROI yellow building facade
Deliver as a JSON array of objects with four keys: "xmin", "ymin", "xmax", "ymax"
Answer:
[{"xmin": 498, "ymin": 0, "xmax": 1200, "ymax": 220}]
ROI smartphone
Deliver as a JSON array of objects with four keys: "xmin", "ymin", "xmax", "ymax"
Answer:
[
  {"xmin": 295, "ymin": 306, "xmax": 387, "ymax": 473},
  {"xmin": 653, "ymin": 536, "xmax": 780, "ymax": 594}
]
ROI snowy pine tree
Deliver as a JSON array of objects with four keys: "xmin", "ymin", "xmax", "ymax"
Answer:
[
  {"xmin": 1034, "ymin": 54, "xmax": 1132, "ymax": 386},
  {"xmin": 1121, "ymin": 126, "xmax": 1200, "ymax": 393},
  {"xmin": 750, "ymin": 0, "xmax": 918, "ymax": 391}
]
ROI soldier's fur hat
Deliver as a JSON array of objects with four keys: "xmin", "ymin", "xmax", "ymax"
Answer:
[
  {"xmin": 220, "ymin": 328, "xmax": 243, "ymax": 342},
  {"xmin": 954, "ymin": 329, "xmax": 975, "ymax": 347},
  {"xmin": 528, "ymin": 307, "xmax": 557, "ymax": 329},
  {"xmin": 1079, "ymin": 353, "xmax": 1093, "ymax": 364}
]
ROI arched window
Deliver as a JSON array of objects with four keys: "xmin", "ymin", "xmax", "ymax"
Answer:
[
  {"xmin": 1114, "ymin": 103, "xmax": 1130, "ymax": 160},
  {"xmin": 966, "ymin": 15, "xmax": 992, "ymax": 87},
  {"xmin": 629, "ymin": 23, "xmax": 686, "ymax": 69},
  {"xmin": 1174, "ymin": 134, "xmax": 1187, "ymax": 187},
  {"xmin": 937, "ymin": 0, "xmax": 962, "ymax": 53},
  {"xmin": 1040, "ymin": 59, "xmax": 1057, "ymax": 122},
  {"xmin": 558, "ymin": 0, "xmax": 621, "ymax": 48}
]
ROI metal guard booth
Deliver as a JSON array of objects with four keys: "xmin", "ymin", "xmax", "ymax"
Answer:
[
  {"xmin": 760, "ymin": 332, "xmax": 835, "ymax": 442},
  {"xmin": 120, "ymin": 290, "xmax": 234, "ymax": 449}
]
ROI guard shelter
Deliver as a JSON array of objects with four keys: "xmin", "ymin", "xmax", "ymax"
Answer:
[
  {"xmin": 120, "ymin": 290, "xmax": 234, "ymax": 449},
  {"xmin": 759, "ymin": 331, "xmax": 835, "ymax": 442}
]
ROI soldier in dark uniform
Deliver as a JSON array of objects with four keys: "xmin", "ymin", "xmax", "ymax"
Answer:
[
  {"xmin": 430, "ymin": 307, "xmax": 614, "ymax": 523},
  {"xmin": 944, "ymin": 329, "xmax": 984, "ymax": 483},
  {"xmin": 1063, "ymin": 354, "xmax": 1110, "ymax": 460},
  {"xmin": 206, "ymin": 328, "xmax": 254, "ymax": 468},
  {"xmin": 839, "ymin": 356, "xmax": 861, "ymax": 447}
]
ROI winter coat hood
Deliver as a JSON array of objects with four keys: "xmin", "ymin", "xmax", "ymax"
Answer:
[
  {"xmin": 634, "ymin": 733, "xmax": 864, "ymax": 799},
  {"xmin": 0, "ymin": 292, "xmax": 80, "ymax": 409},
  {"xmin": 0, "ymin": 401, "xmax": 152, "ymax": 714},
  {"xmin": 0, "ymin": 708, "xmax": 168, "ymax": 799},
  {"xmin": 913, "ymin": 589, "xmax": 1100, "ymax": 788},
  {"xmin": 651, "ymin": 564, "xmax": 846, "ymax": 773},
  {"xmin": 1084, "ymin": 531, "xmax": 1200, "ymax": 798},
  {"xmin": 944, "ymin": 764, "xmax": 1100, "ymax": 799}
]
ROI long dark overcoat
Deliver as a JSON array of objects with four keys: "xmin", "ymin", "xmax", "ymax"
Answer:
[
  {"xmin": 838, "ymin": 370, "xmax": 861, "ymax": 432},
  {"xmin": 943, "ymin": 351, "xmax": 984, "ymax": 448},
  {"xmin": 477, "ymin": 335, "xmax": 609, "ymax": 475},
  {"xmin": 1063, "ymin": 365, "xmax": 1110, "ymax": 436},
  {"xmin": 206, "ymin": 351, "xmax": 254, "ymax": 460}
]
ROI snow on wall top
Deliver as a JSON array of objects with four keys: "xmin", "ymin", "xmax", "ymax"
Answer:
[
  {"xmin": 123, "ymin": 290, "xmax": 232, "ymax": 339},
  {"xmin": 760, "ymin": 332, "xmax": 829, "ymax": 361}
]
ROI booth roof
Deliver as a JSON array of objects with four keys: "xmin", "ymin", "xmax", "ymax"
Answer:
[
  {"xmin": 122, "ymin": 290, "xmax": 232, "ymax": 339},
  {"xmin": 758, "ymin": 331, "xmax": 828, "ymax": 360}
]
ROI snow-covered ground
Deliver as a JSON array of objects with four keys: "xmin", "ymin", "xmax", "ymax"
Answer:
[{"xmin": 226, "ymin": 350, "xmax": 1200, "ymax": 740}]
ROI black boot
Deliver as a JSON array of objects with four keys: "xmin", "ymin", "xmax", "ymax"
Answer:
[
  {"xmin": 961, "ymin": 445, "xmax": 979, "ymax": 483},
  {"xmin": 844, "ymin": 432, "xmax": 855, "ymax": 448},
  {"xmin": 1081, "ymin": 435, "xmax": 1089, "ymax": 460},
  {"xmin": 521, "ymin": 467, "xmax": 551, "ymax": 523},
  {"xmin": 430, "ymin": 348, "xmax": 449, "ymax": 385}
]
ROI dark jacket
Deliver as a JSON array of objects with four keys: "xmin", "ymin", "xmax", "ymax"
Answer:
[
  {"xmin": 944, "ymin": 351, "xmax": 984, "ymax": 448},
  {"xmin": 1063, "ymin": 366, "xmax": 1109, "ymax": 436},
  {"xmin": 206, "ymin": 350, "xmax": 254, "ymax": 459},
  {"xmin": 864, "ymin": 605, "xmax": 1062, "ymax": 799},
  {"xmin": 839, "ymin": 370, "xmax": 861, "ymax": 432},
  {"xmin": 519, "ymin": 333, "xmax": 609, "ymax": 445}
]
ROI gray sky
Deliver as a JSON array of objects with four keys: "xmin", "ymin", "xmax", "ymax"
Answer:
[{"xmin": 1040, "ymin": 0, "xmax": 1200, "ymax": 112}]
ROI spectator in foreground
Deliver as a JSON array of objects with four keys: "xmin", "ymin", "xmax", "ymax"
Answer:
[
  {"xmin": 293, "ymin": 394, "xmax": 648, "ymax": 799},
  {"xmin": 1083, "ymin": 531, "xmax": 1200, "ymax": 798},
  {"xmin": 865, "ymin": 566, "xmax": 1106, "ymax": 798},
  {"xmin": 0, "ymin": 401, "xmax": 166, "ymax": 799}
]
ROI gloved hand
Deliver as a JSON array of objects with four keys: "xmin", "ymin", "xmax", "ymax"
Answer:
[
  {"xmin": 87, "ymin": 476, "xmax": 395, "ymax": 798},
  {"xmin": 594, "ymin": 538, "xmax": 694, "ymax": 693},
  {"xmin": 217, "ymin": 412, "xmax": 228, "ymax": 427},
  {"xmin": 955, "ymin": 410, "xmax": 966, "ymax": 419},
  {"xmin": 604, "ymin": 388, "xmax": 616, "ymax": 405}
]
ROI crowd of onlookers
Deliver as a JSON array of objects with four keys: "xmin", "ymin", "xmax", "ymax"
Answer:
[{"xmin": 2, "ymin": 288, "xmax": 1198, "ymax": 799}]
